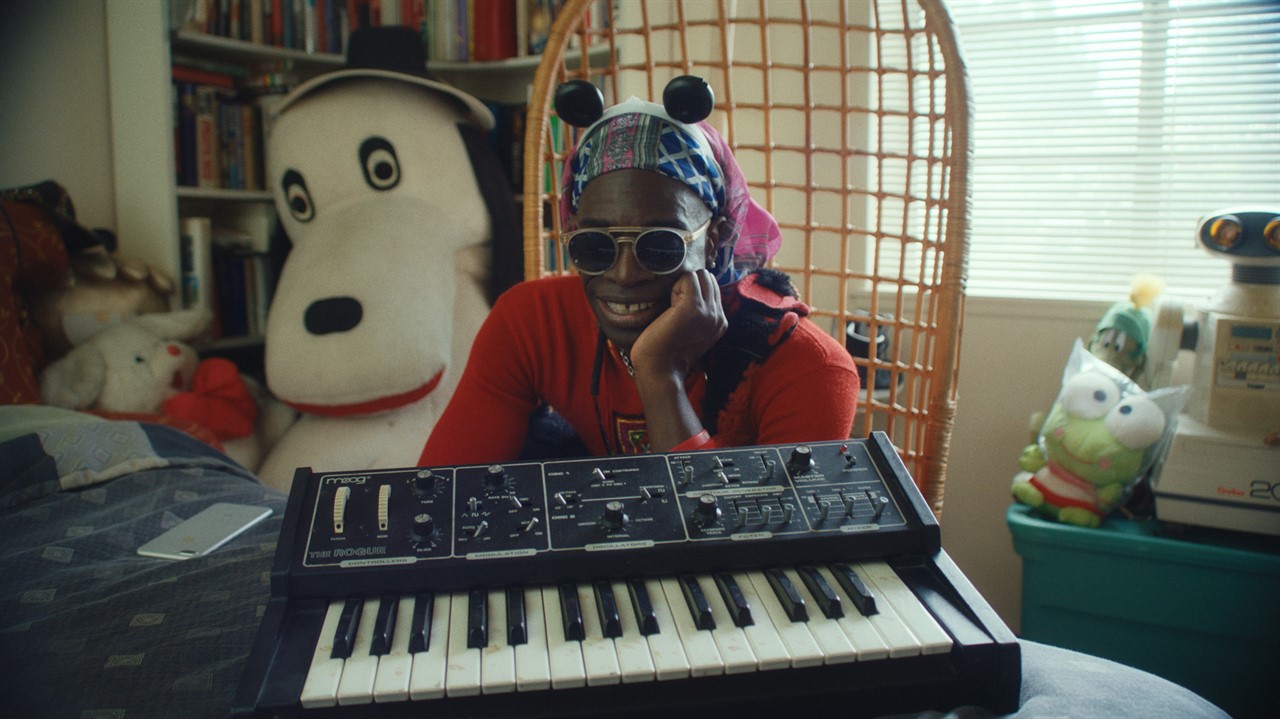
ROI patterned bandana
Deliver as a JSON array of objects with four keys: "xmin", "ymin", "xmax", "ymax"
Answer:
[{"xmin": 561, "ymin": 98, "xmax": 782, "ymax": 284}]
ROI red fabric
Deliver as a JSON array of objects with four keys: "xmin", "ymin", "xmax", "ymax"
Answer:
[
  {"xmin": 283, "ymin": 370, "xmax": 443, "ymax": 417},
  {"xmin": 163, "ymin": 358, "xmax": 258, "ymax": 440},
  {"xmin": 0, "ymin": 202, "xmax": 70, "ymax": 405},
  {"xmin": 419, "ymin": 275, "xmax": 859, "ymax": 466}
]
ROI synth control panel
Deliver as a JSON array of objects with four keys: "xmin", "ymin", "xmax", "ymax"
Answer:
[{"xmin": 278, "ymin": 434, "xmax": 938, "ymax": 596}]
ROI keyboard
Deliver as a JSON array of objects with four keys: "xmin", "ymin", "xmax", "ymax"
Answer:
[{"xmin": 233, "ymin": 433, "xmax": 1020, "ymax": 717}]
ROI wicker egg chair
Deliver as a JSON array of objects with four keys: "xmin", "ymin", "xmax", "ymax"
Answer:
[{"xmin": 521, "ymin": 0, "xmax": 971, "ymax": 518}]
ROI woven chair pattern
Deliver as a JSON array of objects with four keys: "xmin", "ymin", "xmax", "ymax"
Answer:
[{"xmin": 522, "ymin": 0, "xmax": 971, "ymax": 518}]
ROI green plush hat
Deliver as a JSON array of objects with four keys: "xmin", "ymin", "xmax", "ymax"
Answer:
[{"xmin": 1095, "ymin": 302, "xmax": 1153, "ymax": 353}]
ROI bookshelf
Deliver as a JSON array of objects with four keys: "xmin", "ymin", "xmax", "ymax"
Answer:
[{"xmin": 103, "ymin": 0, "xmax": 586, "ymax": 356}]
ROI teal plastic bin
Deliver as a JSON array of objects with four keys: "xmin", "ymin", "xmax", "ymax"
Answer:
[{"xmin": 1007, "ymin": 504, "xmax": 1280, "ymax": 719}]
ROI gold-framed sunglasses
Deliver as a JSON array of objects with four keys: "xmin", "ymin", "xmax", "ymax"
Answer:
[{"xmin": 561, "ymin": 219, "xmax": 711, "ymax": 275}]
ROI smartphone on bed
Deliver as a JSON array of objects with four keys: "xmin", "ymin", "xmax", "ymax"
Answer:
[{"xmin": 136, "ymin": 503, "xmax": 272, "ymax": 560}]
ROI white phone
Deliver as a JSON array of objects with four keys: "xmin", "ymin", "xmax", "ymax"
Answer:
[{"xmin": 136, "ymin": 502, "xmax": 272, "ymax": 560}]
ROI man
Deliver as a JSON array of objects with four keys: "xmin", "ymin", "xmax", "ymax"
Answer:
[{"xmin": 419, "ymin": 94, "xmax": 858, "ymax": 465}]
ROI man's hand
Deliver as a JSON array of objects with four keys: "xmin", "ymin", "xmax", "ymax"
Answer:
[
  {"xmin": 629, "ymin": 269, "xmax": 727, "ymax": 380},
  {"xmin": 628, "ymin": 269, "xmax": 727, "ymax": 452}
]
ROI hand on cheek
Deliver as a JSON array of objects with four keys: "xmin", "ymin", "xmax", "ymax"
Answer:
[{"xmin": 629, "ymin": 269, "xmax": 727, "ymax": 380}]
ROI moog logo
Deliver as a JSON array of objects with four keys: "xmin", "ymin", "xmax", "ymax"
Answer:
[{"xmin": 325, "ymin": 475, "xmax": 371, "ymax": 485}]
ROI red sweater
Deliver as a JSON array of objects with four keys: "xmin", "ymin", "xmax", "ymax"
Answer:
[{"xmin": 419, "ymin": 274, "xmax": 859, "ymax": 465}]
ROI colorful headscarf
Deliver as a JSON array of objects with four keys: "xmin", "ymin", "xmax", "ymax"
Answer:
[{"xmin": 561, "ymin": 98, "xmax": 782, "ymax": 284}]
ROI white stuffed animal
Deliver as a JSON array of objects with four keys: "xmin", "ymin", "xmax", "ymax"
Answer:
[
  {"xmin": 38, "ymin": 309, "xmax": 284, "ymax": 470},
  {"xmin": 40, "ymin": 310, "xmax": 207, "ymax": 415},
  {"xmin": 255, "ymin": 27, "xmax": 520, "ymax": 491}
]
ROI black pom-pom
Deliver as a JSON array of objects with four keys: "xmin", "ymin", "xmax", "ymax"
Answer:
[
  {"xmin": 662, "ymin": 75, "xmax": 715, "ymax": 124},
  {"xmin": 554, "ymin": 80, "xmax": 605, "ymax": 128}
]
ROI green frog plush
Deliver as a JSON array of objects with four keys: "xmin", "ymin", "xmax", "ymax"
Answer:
[{"xmin": 1013, "ymin": 340, "xmax": 1185, "ymax": 527}]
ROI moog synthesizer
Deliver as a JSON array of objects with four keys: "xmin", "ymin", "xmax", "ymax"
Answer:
[{"xmin": 233, "ymin": 433, "xmax": 1020, "ymax": 717}]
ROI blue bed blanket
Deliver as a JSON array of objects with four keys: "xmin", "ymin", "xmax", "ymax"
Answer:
[{"xmin": 0, "ymin": 413, "xmax": 287, "ymax": 719}]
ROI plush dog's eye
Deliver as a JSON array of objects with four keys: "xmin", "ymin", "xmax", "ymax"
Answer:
[
  {"xmin": 281, "ymin": 169, "xmax": 315, "ymax": 222},
  {"xmin": 133, "ymin": 354, "xmax": 145, "ymax": 364},
  {"xmin": 359, "ymin": 137, "xmax": 400, "ymax": 191}
]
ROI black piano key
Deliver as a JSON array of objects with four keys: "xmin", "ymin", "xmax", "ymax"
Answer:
[
  {"xmin": 713, "ymin": 572, "xmax": 754, "ymax": 627},
  {"xmin": 331, "ymin": 597, "xmax": 363, "ymax": 659},
  {"xmin": 593, "ymin": 580, "xmax": 623, "ymax": 638},
  {"xmin": 409, "ymin": 591, "xmax": 434, "ymax": 653},
  {"xmin": 626, "ymin": 578, "xmax": 660, "ymax": 636},
  {"xmin": 678, "ymin": 575, "xmax": 716, "ymax": 631},
  {"xmin": 506, "ymin": 587, "xmax": 528, "ymax": 645},
  {"xmin": 559, "ymin": 581, "xmax": 586, "ymax": 642},
  {"xmin": 467, "ymin": 588, "xmax": 489, "ymax": 649},
  {"xmin": 370, "ymin": 594, "xmax": 399, "ymax": 655},
  {"xmin": 830, "ymin": 563, "xmax": 878, "ymax": 616},
  {"xmin": 798, "ymin": 565, "xmax": 844, "ymax": 619},
  {"xmin": 764, "ymin": 567, "xmax": 808, "ymax": 622}
]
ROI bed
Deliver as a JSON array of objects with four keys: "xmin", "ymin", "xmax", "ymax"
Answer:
[{"xmin": 0, "ymin": 406, "xmax": 1230, "ymax": 719}]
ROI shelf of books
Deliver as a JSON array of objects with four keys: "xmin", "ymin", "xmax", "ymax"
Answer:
[{"xmin": 167, "ymin": 0, "xmax": 608, "ymax": 354}]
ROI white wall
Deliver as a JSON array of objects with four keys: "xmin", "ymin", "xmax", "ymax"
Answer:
[
  {"xmin": 0, "ymin": 0, "xmax": 116, "ymax": 231},
  {"xmin": 0, "ymin": 0, "xmax": 1117, "ymax": 636}
]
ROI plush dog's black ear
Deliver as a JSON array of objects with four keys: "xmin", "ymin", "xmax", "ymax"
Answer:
[
  {"xmin": 554, "ymin": 80, "xmax": 605, "ymax": 128},
  {"xmin": 663, "ymin": 75, "xmax": 715, "ymax": 124}
]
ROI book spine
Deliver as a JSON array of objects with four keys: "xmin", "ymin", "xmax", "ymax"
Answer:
[
  {"xmin": 172, "ymin": 65, "xmax": 237, "ymax": 90},
  {"xmin": 249, "ymin": 0, "xmax": 265, "ymax": 42},
  {"xmin": 178, "ymin": 82, "xmax": 198, "ymax": 186},
  {"xmin": 241, "ymin": 104, "xmax": 262, "ymax": 191},
  {"xmin": 180, "ymin": 217, "xmax": 216, "ymax": 314},
  {"xmin": 195, "ymin": 86, "xmax": 220, "ymax": 189}
]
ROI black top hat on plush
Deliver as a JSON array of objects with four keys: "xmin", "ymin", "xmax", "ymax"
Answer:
[
  {"xmin": 272, "ymin": 26, "xmax": 493, "ymax": 128},
  {"xmin": 345, "ymin": 26, "xmax": 433, "ymax": 77}
]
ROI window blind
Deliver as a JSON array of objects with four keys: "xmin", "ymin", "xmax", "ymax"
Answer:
[{"xmin": 945, "ymin": 0, "xmax": 1279, "ymax": 302}]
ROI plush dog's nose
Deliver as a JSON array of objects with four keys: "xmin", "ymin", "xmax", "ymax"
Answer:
[{"xmin": 304, "ymin": 296, "xmax": 363, "ymax": 335}]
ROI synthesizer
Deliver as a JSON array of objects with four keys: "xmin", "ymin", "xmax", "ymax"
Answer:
[{"xmin": 233, "ymin": 433, "xmax": 1021, "ymax": 717}]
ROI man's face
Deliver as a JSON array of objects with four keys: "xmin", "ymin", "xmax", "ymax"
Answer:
[{"xmin": 574, "ymin": 169, "xmax": 718, "ymax": 351}]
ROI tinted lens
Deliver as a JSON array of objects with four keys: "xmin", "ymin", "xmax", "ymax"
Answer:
[
  {"xmin": 634, "ymin": 230, "xmax": 687, "ymax": 273},
  {"xmin": 568, "ymin": 231, "xmax": 618, "ymax": 273}
]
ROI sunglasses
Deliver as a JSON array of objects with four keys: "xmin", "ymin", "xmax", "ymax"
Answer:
[{"xmin": 561, "ymin": 219, "xmax": 711, "ymax": 276}]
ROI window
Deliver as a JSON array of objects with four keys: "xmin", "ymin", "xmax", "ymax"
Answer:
[{"xmin": 947, "ymin": 0, "xmax": 1279, "ymax": 302}]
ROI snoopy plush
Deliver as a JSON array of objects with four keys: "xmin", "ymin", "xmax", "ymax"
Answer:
[{"xmin": 255, "ymin": 27, "xmax": 520, "ymax": 491}]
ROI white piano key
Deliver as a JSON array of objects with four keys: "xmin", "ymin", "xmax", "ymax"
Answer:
[
  {"xmin": 640, "ymin": 578, "xmax": 691, "ymax": 681},
  {"xmin": 658, "ymin": 577, "xmax": 724, "ymax": 677},
  {"xmin": 846, "ymin": 563, "xmax": 924, "ymax": 657},
  {"xmin": 300, "ymin": 599, "xmax": 346, "ymax": 708},
  {"xmin": 576, "ymin": 582, "xmax": 621, "ymax": 686},
  {"xmin": 444, "ymin": 591, "xmax": 482, "ymax": 696},
  {"xmin": 540, "ymin": 585, "xmax": 587, "ymax": 689},
  {"xmin": 480, "ymin": 589, "xmax": 517, "ymax": 694},
  {"xmin": 813, "ymin": 566, "xmax": 890, "ymax": 661},
  {"xmin": 694, "ymin": 574, "xmax": 758, "ymax": 674},
  {"xmin": 859, "ymin": 561, "xmax": 954, "ymax": 656},
  {"xmin": 514, "ymin": 587, "xmax": 552, "ymax": 691},
  {"xmin": 409, "ymin": 593, "xmax": 450, "ymax": 700},
  {"xmin": 727, "ymin": 571, "xmax": 792, "ymax": 671},
  {"xmin": 336, "ymin": 597, "xmax": 381, "ymax": 704},
  {"xmin": 609, "ymin": 580, "xmax": 656, "ymax": 683},
  {"xmin": 780, "ymin": 568, "xmax": 857, "ymax": 665},
  {"xmin": 372, "ymin": 594, "xmax": 414, "ymax": 703},
  {"xmin": 743, "ymin": 570, "xmax": 825, "ymax": 669}
]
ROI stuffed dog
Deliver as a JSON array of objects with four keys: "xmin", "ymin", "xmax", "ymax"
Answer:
[{"xmin": 255, "ymin": 27, "xmax": 520, "ymax": 491}]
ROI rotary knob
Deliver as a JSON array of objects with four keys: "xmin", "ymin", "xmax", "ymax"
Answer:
[
  {"xmin": 411, "ymin": 512, "xmax": 436, "ymax": 541},
  {"xmin": 412, "ymin": 469, "xmax": 440, "ymax": 496},
  {"xmin": 692, "ymin": 494, "xmax": 721, "ymax": 528},
  {"xmin": 788, "ymin": 445, "xmax": 813, "ymax": 474},
  {"xmin": 601, "ymin": 501, "xmax": 629, "ymax": 531},
  {"xmin": 484, "ymin": 464, "xmax": 508, "ymax": 491}
]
